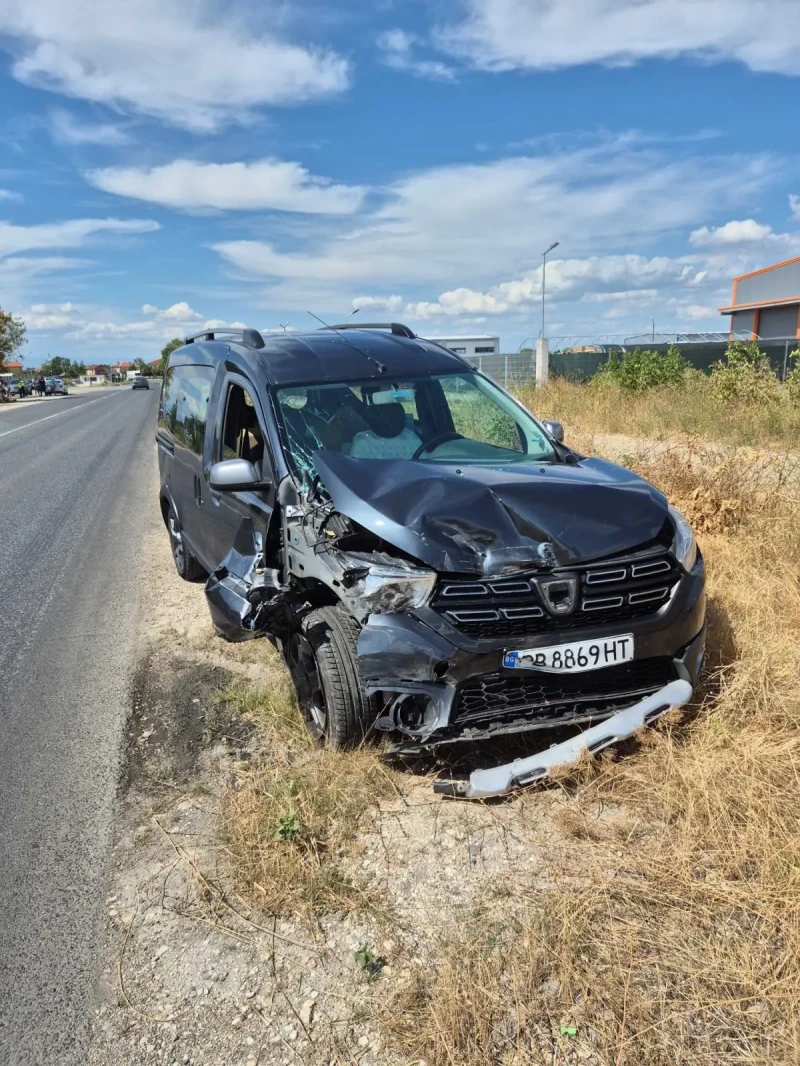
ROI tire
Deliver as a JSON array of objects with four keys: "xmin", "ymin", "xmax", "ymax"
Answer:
[
  {"xmin": 287, "ymin": 606, "xmax": 379, "ymax": 749},
  {"xmin": 167, "ymin": 505, "xmax": 205, "ymax": 582}
]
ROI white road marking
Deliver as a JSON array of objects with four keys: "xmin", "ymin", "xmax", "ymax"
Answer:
[{"xmin": 0, "ymin": 394, "xmax": 120, "ymax": 440}]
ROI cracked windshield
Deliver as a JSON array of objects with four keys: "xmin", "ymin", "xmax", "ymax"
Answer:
[{"xmin": 277, "ymin": 371, "xmax": 555, "ymax": 482}]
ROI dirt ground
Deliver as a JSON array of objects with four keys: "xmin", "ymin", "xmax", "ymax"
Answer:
[{"xmin": 86, "ymin": 463, "xmax": 648, "ymax": 1066}]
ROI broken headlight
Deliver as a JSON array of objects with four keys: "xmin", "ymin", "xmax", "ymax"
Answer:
[
  {"xmin": 669, "ymin": 505, "xmax": 697, "ymax": 571},
  {"xmin": 341, "ymin": 556, "xmax": 437, "ymax": 614}
]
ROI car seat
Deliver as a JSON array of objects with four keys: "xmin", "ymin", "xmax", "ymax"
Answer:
[
  {"xmin": 349, "ymin": 402, "xmax": 423, "ymax": 459},
  {"xmin": 236, "ymin": 404, "xmax": 265, "ymax": 476}
]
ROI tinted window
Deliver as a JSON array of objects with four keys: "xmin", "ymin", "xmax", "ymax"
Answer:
[
  {"xmin": 172, "ymin": 366, "xmax": 215, "ymax": 455},
  {"xmin": 160, "ymin": 368, "xmax": 177, "ymax": 430}
]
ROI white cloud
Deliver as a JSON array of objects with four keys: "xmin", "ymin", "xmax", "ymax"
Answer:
[
  {"xmin": 29, "ymin": 301, "xmax": 74, "ymax": 313},
  {"xmin": 689, "ymin": 219, "xmax": 776, "ymax": 246},
  {"xmin": 213, "ymin": 140, "xmax": 775, "ymax": 307},
  {"xmin": 402, "ymin": 256, "xmax": 709, "ymax": 319},
  {"xmin": 351, "ymin": 295, "xmax": 404, "ymax": 312},
  {"xmin": 438, "ymin": 0, "xmax": 800, "ymax": 77},
  {"xmin": 62, "ymin": 304, "xmax": 250, "ymax": 343},
  {"xmin": 0, "ymin": 189, "xmax": 23, "ymax": 201},
  {"xmin": 48, "ymin": 109, "xmax": 129, "ymax": 145},
  {"xmin": 87, "ymin": 159, "xmax": 366, "ymax": 214},
  {"xmin": 0, "ymin": 255, "xmax": 80, "ymax": 284},
  {"xmin": 789, "ymin": 194, "xmax": 800, "ymax": 220},
  {"xmin": 0, "ymin": 0, "xmax": 349, "ymax": 131},
  {"xmin": 377, "ymin": 29, "xmax": 457, "ymax": 81},
  {"xmin": 24, "ymin": 303, "xmax": 81, "ymax": 329},
  {"xmin": 0, "ymin": 217, "xmax": 158, "ymax": 257},
  {"xmin": 142, "ymin": 301, "xmax": 203, "ymax": 321},
  {"xmin": 683, "ymin": 304, "xmax": 719, "ymax": 320},
  {"xmin": 202, "ymin": 319, "xmax": 248, "ymax": 330}
]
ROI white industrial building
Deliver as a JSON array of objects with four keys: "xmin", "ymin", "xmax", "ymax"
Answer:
[{"xmin": 426, "ymin": 334, "xmax": 500, "ymax": 357}]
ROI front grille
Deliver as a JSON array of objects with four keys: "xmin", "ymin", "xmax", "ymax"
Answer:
[
  {"xmin": 431, "ymin": 553, "xmax": 680, "ymax": 639},
  {"xmin": 453, "ymin": 657, "xmax": 677, "ymax": 727}
]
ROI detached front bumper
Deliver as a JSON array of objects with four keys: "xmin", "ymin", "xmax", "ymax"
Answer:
[{"xmin": 435, "ymin": 678, "xmax": 693, "ymax": 798}]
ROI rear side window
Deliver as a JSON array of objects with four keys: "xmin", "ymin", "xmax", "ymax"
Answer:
[
  {"xmin": 160, "ymin": 367, "xmax": 177, "ymax": 429},
  {"xmin": 170, "ymin": 365, "xmax": 215, "ymax": 455}
]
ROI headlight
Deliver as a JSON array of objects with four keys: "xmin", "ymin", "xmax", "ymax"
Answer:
[
  {"xmin": 669, "ymin": 505, "xmax": 697, "ymax": 571},
  {"xmin": 339, "ymin": 554, "xmax": 437, "ymax": 614}
]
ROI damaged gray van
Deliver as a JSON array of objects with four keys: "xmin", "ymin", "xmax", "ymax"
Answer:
[{"xmin": 156, "ymin": 324, "xmax": 705, "ymax": 797}]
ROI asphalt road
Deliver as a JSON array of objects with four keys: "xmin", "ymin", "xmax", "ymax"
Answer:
[{"xmin": 0, "ymin": 388, "xmax": 160, "ymax": 1066}]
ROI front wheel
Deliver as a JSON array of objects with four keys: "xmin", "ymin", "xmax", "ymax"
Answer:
[
  {"xmin": 167, "ymin": 506, "xmax": 205, "ymax": 581},
  {"xmin": 287, "ymin": 606, "xmax": 380, "ymax": 749}
]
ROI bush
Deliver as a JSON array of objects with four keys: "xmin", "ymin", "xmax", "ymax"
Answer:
[
  {"xmin": 595, "ymin": 344, "xmax": 689, "ymax": 392},
  {"xmin": 710, "ymin": 340, "xmax": 781, "ymax": 403},
  {"xmin": 786, "ymin": 347, "xmax": 800, "ymax": 406}
]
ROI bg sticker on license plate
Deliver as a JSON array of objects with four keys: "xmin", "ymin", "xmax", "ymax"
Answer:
[{"xmin": 503, "ymin": 634, "xmax": 634, "ymax": 673}]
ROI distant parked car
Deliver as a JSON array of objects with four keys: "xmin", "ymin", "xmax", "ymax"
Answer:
[
  {"xmin": 132, "ymin": 375, "xmax": 150, "ymax": 390},
  {"xmin": 51, "ymin": 377, "xmax": 68, "ymax": 395}
]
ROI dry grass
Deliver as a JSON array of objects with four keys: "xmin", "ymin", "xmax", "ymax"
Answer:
[
  {"xmin": 382, "ymin": 441, "xmax": 800, "ymax": 1066},
  {"xmin": 519, "ymin": 376, "xmax": 800, "ymax": 448},
  {"xmin": 219, "ymin": 672, "xmax": 396, "ymax": 916}
]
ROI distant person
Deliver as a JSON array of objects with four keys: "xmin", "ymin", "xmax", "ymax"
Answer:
[{"xmin": 38, "ymin": 376, "xmax": 46, "ymax": 397}]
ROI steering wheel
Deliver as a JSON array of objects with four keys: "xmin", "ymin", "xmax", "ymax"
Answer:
[{"xmin": 413, "ymin": 432, "xmax": 463, "ymax": 460}]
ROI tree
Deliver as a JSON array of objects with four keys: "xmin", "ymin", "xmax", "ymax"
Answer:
[
  {"xmin": 0, "ymin": 308, "xmax": 26, "ymax": 370},
  {"xmin": 40, "ymin": 357, "xmax": 86, "ymax": 378},
  {"xmin": 41, "ymin": 356, "xmax": 73, "ymax": 377},
  {"xmin": 154, "ymin": 337, "xmax": 182, "ymax": 377}
]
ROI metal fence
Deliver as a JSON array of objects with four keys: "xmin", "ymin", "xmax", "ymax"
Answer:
[
  {"xmin": 470, "ymin": 351, "xmax": 536, "ymax": 386},
  {"xmin": 468, "ymin": 333, "xmax": 799, "ymax": 386}
]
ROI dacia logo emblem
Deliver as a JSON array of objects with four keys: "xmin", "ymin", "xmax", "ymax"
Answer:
[
  {"xmin": 537, "ymin": 574, "xmax": 579, "ymax": 616},
  {"xmin": 537, "ymin": 541, "xmax": 558, "ymax": 567}
]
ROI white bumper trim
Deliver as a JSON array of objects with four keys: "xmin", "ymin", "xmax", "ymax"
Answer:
[{"xmin": 459, "ymin": 678, "xmax": 692, "ymax": 799}]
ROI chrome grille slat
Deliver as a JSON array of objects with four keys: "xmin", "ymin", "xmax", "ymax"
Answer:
[
  {"xmin": 489, "ymin": 580, "xmax": 532, "ymax": 595},
  {"xmin": 582, "ymin": 595, "xmax": 625, "ymax": 611},
  {"xmin": 432, "ymin": 551, "xmax": 679, "ymax": 639},
  {"xmin": 446, "ymin": 609, "xmax": 500, "ymax": 623},
  {"xmin": 631, "ymin": 559, "xmax": 671, "ymax": 579},
  {"xmin": 585, "ymin": 567, "xmax": 627, "ymax": 585},
  {"xmin": 628, "ymin": 586, "xmax": 669, "ymax": 605},
  {"xmin": 501, "ymin": 606, "xmax": 545, "ymax": 620}
]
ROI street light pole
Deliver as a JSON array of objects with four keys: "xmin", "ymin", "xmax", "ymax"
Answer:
[{"xmin": 541, "ymin": 241, "xmax": 559, "ymax": 339}]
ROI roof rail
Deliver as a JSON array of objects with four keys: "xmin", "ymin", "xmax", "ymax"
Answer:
[
  {"xmin": 320, "ymin": 322, "xmax": 416, "ymax": 339},
  {"xmin": 185, "ymin": 327, "xmax": 265, "ymax": 350}
]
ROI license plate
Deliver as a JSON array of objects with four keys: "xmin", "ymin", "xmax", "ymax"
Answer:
[{"xmin": 503, "ymin": 634, "xmax": 634, "ymax": 673}]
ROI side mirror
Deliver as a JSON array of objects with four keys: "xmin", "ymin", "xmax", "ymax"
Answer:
[
  {"xmin": 209, "ymin": 458, "xmax": 268, "ymax": 492},
  {"xmin": 542, "ymin": 419, "xmax": 565, "ymax": 443}
]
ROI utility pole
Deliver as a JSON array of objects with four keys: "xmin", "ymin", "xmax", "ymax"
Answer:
[
  {"xmin": 541, "ymin": 242, "xmax": 559, "ymax": 339},
  {"xmin": 537, "ymin": 242, "xmax": 559, "ymax": 387}
]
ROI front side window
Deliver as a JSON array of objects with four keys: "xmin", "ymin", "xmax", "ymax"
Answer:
[
  {"xmin": 275, "ymin": 373, "xmax": 555, "ymax": 485},
  {"xmin": 221, "ymin": 382, "xmax": 268, "ymax": 479}
]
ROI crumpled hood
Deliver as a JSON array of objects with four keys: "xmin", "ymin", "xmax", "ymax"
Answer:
[{"xmin": 313, "ymin": 451, "xmax": 669, "ymax": 575}]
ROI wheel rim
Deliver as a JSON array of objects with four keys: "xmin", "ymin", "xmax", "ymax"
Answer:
[
  {"xmin": 168, "ymin": 512, "xmax": 185, "ymax": 571},
  {"xmin": 287, "ymin": 632, "xmax": 327, "ymax": 739}
]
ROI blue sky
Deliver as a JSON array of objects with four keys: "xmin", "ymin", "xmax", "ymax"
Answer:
[{"xmin": 1, "ymin": 0, "xmax": 800, "ymax": 364}]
